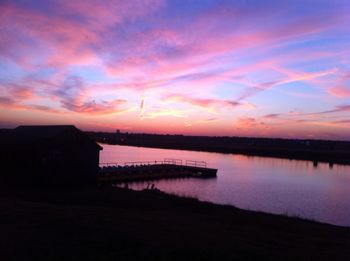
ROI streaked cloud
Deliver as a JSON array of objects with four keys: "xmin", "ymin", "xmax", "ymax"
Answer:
[
  {"xmin": 165, "ymin": 94, "xmax": 241, "ymax": 112},
  {"xmin": 264, "ymin": 114, "xmax": 280, "ymax": 119}
]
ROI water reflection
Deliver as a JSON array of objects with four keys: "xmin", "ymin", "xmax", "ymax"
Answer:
[{"xmin": 100, "ymin": 144, "xmax": 350, "ymax": 227}]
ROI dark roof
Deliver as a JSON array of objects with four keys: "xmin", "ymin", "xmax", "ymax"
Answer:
[
  {"xmin": 14, "ymin": 125, "xmax": 76, "ymax": 140},
  {"xmin": 12, "ymin": 125, "xmax": 102, "ymax": 150}
]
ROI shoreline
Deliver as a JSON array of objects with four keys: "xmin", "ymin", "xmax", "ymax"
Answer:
[
  {"xmin": 122, "ymin": 186, "xmax": 347, "ymax": 228},
  {"xmin": 99, "ymin": 140, "xmax": 350, "ymax": 165},
  {"xmin": 88, "ymin": 132, "xmax": 350, "ymax": 165},
  {"xmin": 1, "ymin": 186, "xmax": 350, "ymax": 260}
]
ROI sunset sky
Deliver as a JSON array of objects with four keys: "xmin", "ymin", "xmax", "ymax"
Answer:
[{"xmin": 1, "ymin": 0, "xmax": 350, "ymax": 139}]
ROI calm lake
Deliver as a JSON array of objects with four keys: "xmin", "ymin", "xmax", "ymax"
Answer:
[{"xmin": 100, "ymin": 144, "xmax": 350, "ymax": 227}]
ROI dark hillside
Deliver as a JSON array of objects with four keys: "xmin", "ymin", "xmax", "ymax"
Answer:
[{"xmin": 1, "ymin": 188, "xmax": 349, "ymax": 261}]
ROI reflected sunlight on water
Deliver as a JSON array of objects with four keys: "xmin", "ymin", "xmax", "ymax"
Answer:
[{"xmin": 100, "ymin": 144, "xmax": 350, "ymax": 227}]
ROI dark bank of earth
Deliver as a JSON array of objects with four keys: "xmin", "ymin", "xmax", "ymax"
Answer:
[{"xmin": 1, "ymin": 187, "xmax": 350, "ymax": 261}]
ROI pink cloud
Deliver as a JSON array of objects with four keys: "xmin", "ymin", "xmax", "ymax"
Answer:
[
  {"xmin": 301, "ymin": 104, "xmax": 350, "ymax": 116},
  {"xmin": 329, "ymin": 86, "xmax": 350, "ymax": 98},
  {"xmin": 332, "ymin": 120, "xmax": 350, "ymax": 124},
  {"xmin": 182, "ymin": 7, "xmax": 344, "ymax": 64},
  {"xmin": 236, "ymin": 117, "xmax": 261, "ymax": 128},
  {"xmin": 327, "ymin": 71, "xmax": 350, "ymax": 98},
  {"xmin": 165, "ymin": 94, "xmax": 240, "ymax": 111},
  {"xmin": 0, "ymin": 96, "xmax": 16, "ymax": 106},
  {"xmin": 0, "ymin": 4, "xmax": 100, "ymax": 68},
  {"xmin": 48, "ymin": 75, "xmax": 131, "ymax": 115},
  {"xmin": 0, "ymin": 92, "xmax": 128, "ymax": 116},
  {"xmin": 236, "ymin": 66, "xmax": 337, "ymax": 101},
  {"xmin": 1, "ymin": 0, "xmax": 166, "ymax": 68},
  {"xmin": 0, "ymin": 95, "xmax": 61, "ymax": 114},
  {"xmin": 1, "ymin": 83, "xmax": 36, "ymax": 100},
  {"xmin": 1, "ymin": 73, "xmax": 131, "ymax": 116},
  {"xmin": 62, "ymin": 99, "xmax": 128, "ymax": 115}
]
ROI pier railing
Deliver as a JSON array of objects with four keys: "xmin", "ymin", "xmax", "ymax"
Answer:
[
  {"xmin": 100, "ymin": 158, "xmax": 207, "ymax": 168},
  {"xmin": 185, "ymin": 160, "xmax": 206, "ymax": 168}
]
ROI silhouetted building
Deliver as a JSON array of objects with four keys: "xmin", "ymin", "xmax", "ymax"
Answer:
[{"xmin": 0, "ymin": 125, "xmax": 102, "ymax": 186}]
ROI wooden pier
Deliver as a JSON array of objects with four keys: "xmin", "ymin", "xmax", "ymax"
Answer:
[{"xmin": 98, "ymin": 158, "xmax": 217, "ymax": 184}]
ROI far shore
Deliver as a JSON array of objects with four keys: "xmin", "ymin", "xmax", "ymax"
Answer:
[
  {"xmin": 1, "ymin": 186, "xmax": 350, "ymax": 260},
  {"xmin": 87, "ymin": 131, "xmax": 350, "ymax": 165}
]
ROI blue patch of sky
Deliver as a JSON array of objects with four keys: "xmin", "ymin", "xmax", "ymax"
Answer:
[
  {"xmin": 164, "ymin": 0, "xmax": 220, "ymax": 17},
  {"xmin": 247, "ymin": 82, "xmax": 328, "ymax": 114},
  {"xmin": 284, "ymin": 36, "xmax": 349, "ymax": 55},
  {"xmin": 290, "ymin": 60, "xmax": 338, "ymax": 74},
  {"xmin": 12, "ymin": 0, "xmax": 55, "ymax": 12},
  {"xmin": 214, "ymin": 82, "xmax": 248, "ymax": 100},
  {"xmin": 279, "ymin": 81, "xmax": 323, "ymax": 96},
  {"xmin": 68, "ymin": 66, "xmax": 119, "ymax": 84},
  {"xmin": 151, "ymin": 0, "xmax": 225, "ymax": 33},
  {"xmin": 0, "ymin": 62, "xmax": 28, "ymax": 82},
  {"xmin": 245, "ymin": 70, "xmax": 281, "ymax": 84}
]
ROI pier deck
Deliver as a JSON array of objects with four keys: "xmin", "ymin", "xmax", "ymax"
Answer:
[{"xmin": 98, "ymin": 158, "xmax": 217, "ymax": 184}]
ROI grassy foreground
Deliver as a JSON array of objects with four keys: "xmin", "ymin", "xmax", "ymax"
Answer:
[{"xmin": 1, "ymin": 187, "xmax": 350, "ymax": 261}]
